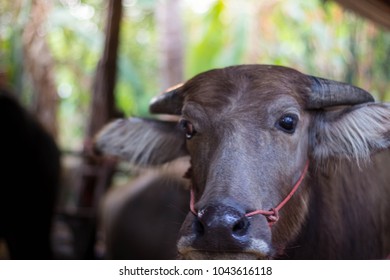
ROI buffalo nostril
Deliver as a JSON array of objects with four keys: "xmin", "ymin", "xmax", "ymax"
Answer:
[
  {"xmin": 191, "ymin": 204, "xmax": 252, "ymax": 252},
  {"xmin": 193, "ymin": 219, "xmax": 205, "ymax": 236},
  {"xmin": 232, "ymin": 217, "xmax": 250, "ymax": 237}
]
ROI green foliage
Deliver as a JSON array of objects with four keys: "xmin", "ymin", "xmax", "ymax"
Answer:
[
  {"xmin": 45, "ymin": 2, "xmax": 105, "ymax": 148},
  {"xmin": 184, "ymin": 0, "xmax": 250, "ymax": 77},
  {"xmin": 117, "ymin": 5, "xmax": 158, "ymax": 117},
  {"xmin": 1, "ymin": 0, "xmax": 390, "ymax": 151},
  {"xmin": 0, "ymin": 0, "xmax": 30, "ymax": 99},
  {"xmin": 185, "ymin": 0, "xmax": 227, "ymax": 76}
]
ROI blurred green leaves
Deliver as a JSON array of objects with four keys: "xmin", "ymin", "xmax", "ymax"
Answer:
[
  {"xmin": 184, "ymin": 0, "xmax": 249, "ymax": 77},
  {"xmin": 1, "ymin": 0, "xmax": 390, "ymax": 150}
]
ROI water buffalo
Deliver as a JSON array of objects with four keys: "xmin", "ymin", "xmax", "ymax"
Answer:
[
  {"xmin": 100, "ymin": 159, "xmax": 189, "ymax": 259},
  {"xmin": 95, "ymin": 65, "xmax": 390, "ymax": 259},
  {"xmin": 0, "ymin": 87, "xmax": 60, "ymax": 259}
]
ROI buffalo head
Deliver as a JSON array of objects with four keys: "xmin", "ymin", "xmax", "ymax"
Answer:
[{"xmin": 95, "ymin": 65, "xmax": 390, "ymax": 259}]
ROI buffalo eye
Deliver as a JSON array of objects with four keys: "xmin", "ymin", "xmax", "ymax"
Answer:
[
  {"xmin": 277, "ymin": 114, "xmax": 298, "ymax": 134},
  {"xmin": 180, "ymin": 119, "xmax": 196, "ymax": 139}
]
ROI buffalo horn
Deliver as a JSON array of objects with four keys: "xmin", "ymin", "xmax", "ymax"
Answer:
[
  {"xmin": 149, "ymin": 83, "xmax": 184, "ymax": 115},
  {"xmin": 307, "ymin": 76, "xmax": 374, "ymax": 109}
]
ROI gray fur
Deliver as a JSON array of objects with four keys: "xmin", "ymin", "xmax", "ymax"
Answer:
[
  {"xmin": 95, "ymin": 118, "xmax": 187, "ymax": 166},
  {"xmin": 311, "ymin": 103, "xmax": 390, "ymax": 163}
]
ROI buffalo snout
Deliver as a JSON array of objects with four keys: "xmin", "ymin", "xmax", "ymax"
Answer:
[
  {"xmin": 194, "ymin": 204, "xmax": 250, "ymax": 249},
  {"xmin": 177, "ymin": 202, "xmax": 273, "ymax": 259}
]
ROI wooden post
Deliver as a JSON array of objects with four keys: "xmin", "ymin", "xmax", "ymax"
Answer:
[
  {"xmin": 156, "ymin": 0, "xmax": 184, "ymax": 90},
  {"xmin": 22, "ymin": 0, "xmax": 58, "ymax": 138},
  {"xmin": 87, "ymin": 1, "xmax": 122, "ymax": 139}
]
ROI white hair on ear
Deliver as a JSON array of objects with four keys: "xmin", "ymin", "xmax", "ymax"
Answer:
[
  {"xmin": 95, "ymin": 118, "xmax": 187, "ymax": 166},
  {"xmin": 312, "ymin": 103, "xmax": 390, "ymax": 164}
]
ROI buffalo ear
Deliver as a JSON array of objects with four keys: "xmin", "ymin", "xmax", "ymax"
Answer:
[
  {"xmin": 310, "ymin": 103, "xmax": 390, "ymax": 162},
  {"xmin": 95, "ymin": 118, "xmax": 188, "ymax": 166}
]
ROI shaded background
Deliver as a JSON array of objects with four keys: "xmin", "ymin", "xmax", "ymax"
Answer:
[{"xmin": 0, "ymin": 0, "xmax": 389, "ymax": 259}]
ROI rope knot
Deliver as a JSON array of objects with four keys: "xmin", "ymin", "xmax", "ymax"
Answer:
[{"xmin": 266, "ymin": 208, "xmax": 279, "ymax": 226}]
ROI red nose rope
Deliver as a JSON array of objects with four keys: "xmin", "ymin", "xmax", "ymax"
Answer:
[{"xmin": 189, "ymin": 160, "xmax": 310, "ymax": 227}]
